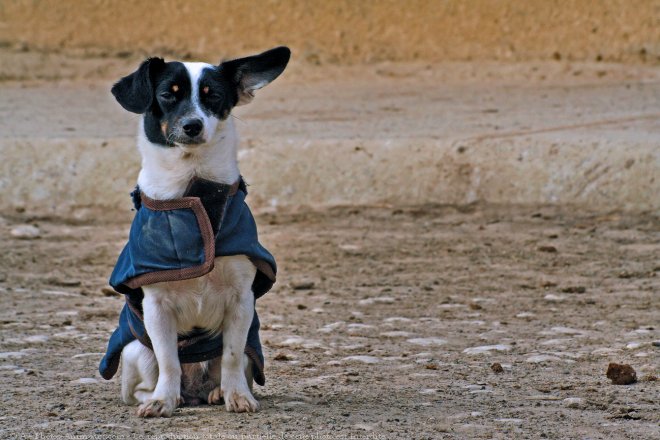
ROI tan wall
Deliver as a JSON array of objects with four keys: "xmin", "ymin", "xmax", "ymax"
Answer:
[{"xmin": 0, "ymin": 0, "xmax": 658, "ymax": 64}]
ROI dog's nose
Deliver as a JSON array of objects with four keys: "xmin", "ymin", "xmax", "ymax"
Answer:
[{"xmin": 182, "ymin": 119, "xmax": 203, "ymax": 137}]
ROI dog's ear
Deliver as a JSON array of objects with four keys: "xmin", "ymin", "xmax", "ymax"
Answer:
[
  {"xmin": 220, "ymin": 46, "xmax": 291, "ymax": 105},
  {"xmin": 111, "ymin": 57, "xmax": 165, "ymax": 113}
]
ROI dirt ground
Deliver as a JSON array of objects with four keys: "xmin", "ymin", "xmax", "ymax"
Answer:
[
  {"xmin": 0, "ymin": 42, "xmax": 659, "ymax": 439},
  {"xmin": 0, "ymin": 203, "xmax": 658, "ymax": 439}
]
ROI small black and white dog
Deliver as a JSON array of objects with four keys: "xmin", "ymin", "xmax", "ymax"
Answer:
[{"xmin": 103, "ymin": 47, "xmax": 290, "ymax": 417}]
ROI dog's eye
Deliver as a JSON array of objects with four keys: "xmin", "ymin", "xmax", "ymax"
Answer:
[
  {"xmin": 159, "ymin": 91, "xmax": 175, "ymax": 102},
  {"xmin": 204, "ymin": 89, "xmax": 223, "ymax": 100}
]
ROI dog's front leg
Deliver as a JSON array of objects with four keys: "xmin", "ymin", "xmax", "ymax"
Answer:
[
  {"xmin": 136, "ymin": 291, "xmax": 181, "ymax": 417},
  {"xmin": 220, "ymin": 288, "xmax": 259, "ymax": 412}
]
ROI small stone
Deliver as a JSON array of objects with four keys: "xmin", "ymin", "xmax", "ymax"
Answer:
[
  {"xmin": 491, "ymin": 362, "xmax": 504, "ymax": 373},
  {"xmin": 526, "ymin": 354, "xmax": 562, "ymax": 363},
  {"xmin": 425, "ymin": 364, "xmax": 439, "ymax": 370},
  {"xmin": 10, "ymin": 224, "xmax": 41, "ymax": 239},
  {"xmin": 291, "ymin": 281, "xmax": 315, "ymax": 290},
  {"xmin": 642, "ymin": 374, "xmax": 657, "ymax": 382},
  {"xmin": 100, "ymin": 287, "xmax": 119, "ymax": 297},
  {"xmin": 273, "ymin": 353, "xmax": 292, "ymax": 361},
  {"xmin": 561, "ymin": 286, "xmax": 586, "ymax": 294},
  {"xmin": 296, "ymin": 304, "xmax": 307, "ymax": 310},
  {"xmin": 469, "ymin": 303, "xmax": 483, "ymax": 310},
  {"xmin": 463, "ymin": 344, "xmax": 510, "ymax": 355},
  {"xmin": 606, "ymin": 363, "xmax": 637, "ymax": 385},
  {"xmin": 408, "ymin": 337, "xmax": 447, "ymax": 347},
  {"xmin": 563, "ymin": 397, "xmax": 585, "ymax": 409},
  {"xmin": 70, "ymin": 378, "xmax": 99, "ymax": 385},
  {"xmin": 342, "ymin": 355, "xmax": 380, "ymax": 364},
  {"xmin": 537, "ymin": 245, "xmax": 557, "ymax": 253}
]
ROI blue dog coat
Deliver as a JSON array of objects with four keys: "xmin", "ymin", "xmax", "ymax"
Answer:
[{"xmin": 99, "ymin": 177, "xmax": 276, "ymax": 386}]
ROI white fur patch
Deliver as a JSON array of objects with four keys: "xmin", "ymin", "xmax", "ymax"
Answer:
[{"xmin": 183, "ymin": 62, "xmax": 219, "ymax": 143}]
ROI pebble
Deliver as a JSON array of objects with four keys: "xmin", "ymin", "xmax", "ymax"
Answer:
[
  {"xmin": 279, "ymin": 336, "xmax": 323, "ymax": 348},
  {"xmin": 358, "ymin": 296, "xmax": 395, "ymax": 305},
  {"xmin": 463, "ymin": 344, "xmax": 510, "ymax": 355},
  {"xmin": 407, "ymin": 337, "xmax": 447, "ymax": 347},
  {"xmin": 380, "ymin": 331, "xmax": 415, "ymax": 338},
  {"xmin": 495, "ymin": 418, "xmax": 523, "ymax": 424},
  {"xmin": 346, "ymin": 323, "xmax": 376, "ymax": 330},
  {"xmin": 526, "ymin": 354, "xmax": 562, "ymax": 363},
  {"xmin": 24, "ymin": 335, "xmax": 49, "ymax": 344},
  {"xmin": 353, "ymin": 423, "xmax": 375, "ymax": 431},
  {"xmin": 71, "ymin": 353, "xmax": 104, "ymax": 359},
  {"xmin": 606, "ymin": 363, "xmax": 637, "ymax": 385},
  {"xmin": 273, "ymin": 353, "xmax": 293, "ymax": 361},
  {"xmin": 563, "ymin": 397, "xmax": 585, "ymax": 409},
  {"xmin": 317, "ymin": 322, "xmax": 345, "ymax": 333},
  {"xmin": 101, "ymin": 287, "xmax": 119, "ymax": 297},
  {"xmin": 548, "ymin": 326, "xmax": 587, "ymax": 336},
  {"xmin": 70, "ymin": 378, "xmax": 99, "ymax": 385},
  {"xmin": 592, "ymin": 347, "xmax": 620, "ymax": 356},
  {"xmin": 290, "ymin": 280, "xmax": 315, "ymax": 290},
  {"xmin": 342, "ymin": 355, "xmax": 380, "ymax": 364},
  {"xmin": 0, "ymin": 351, "xmax": 28, "ymax": 359},
  {"xmin": 491, "ymin": 362, "xmax": 504, "ymax": 373},
  {"xmin": 419, "ymin": 388, "xmax": 437, "ymax": 394},
  {"xmin": 101, "ymin": 424, "xmax": 132, "ymax": 430},
  {"xmin": 10, "ymin": 224, "xmax": 41, "ymax": 239},
  {"xmin": 541, "ymin": 338, "xmax": 572, "ymax": 346},
  {"xmin": 384, "ymin": 317, "xmax": 412, "ymax": 323},
  {"xmin": 42, "ymin": 290, "xmax": 77, "ymax": 297},
  {"xmin": 544, "ymin": 294, "xmax": 566, "ymax": 301}
]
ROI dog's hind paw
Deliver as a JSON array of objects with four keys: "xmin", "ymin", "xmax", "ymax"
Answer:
[
  {"xmin": 136, "ymin": 397, "xmax": 179, "ymax": 418},
  {"xmin": 207, "ymin": 386, "xmax": 224, "ymax": 405},
  {"xmin": 224, "ymin": 388, "xmax": 260, "ymax": 413}
]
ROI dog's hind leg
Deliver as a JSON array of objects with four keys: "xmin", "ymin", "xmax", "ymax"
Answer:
[{"xmin": 121, "ymin": 340, "xmax": 158, "ymax": 405}]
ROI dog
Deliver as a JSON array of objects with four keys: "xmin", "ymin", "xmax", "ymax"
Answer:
[{"xmin": 98, "ymin": 47, "xmax": 290, "ymax": 417}]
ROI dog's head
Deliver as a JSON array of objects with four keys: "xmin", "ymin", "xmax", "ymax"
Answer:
[{"xmin": 111, "ymin": 46, "xmax": 290, "ymax": 146}]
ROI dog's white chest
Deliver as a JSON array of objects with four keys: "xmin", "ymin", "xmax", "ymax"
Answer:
[{"xmin": 142, "ymin": 255, "xmax": 256, "ymax": 335}]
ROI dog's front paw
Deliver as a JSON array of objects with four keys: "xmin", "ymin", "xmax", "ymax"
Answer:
[
  {"xmin": 136, "ymin": 397, "xmax": 180, "ymax": 418},
  {"xmin": 223, "ymin": 386, "xmax": 259, "ymax": 413}
]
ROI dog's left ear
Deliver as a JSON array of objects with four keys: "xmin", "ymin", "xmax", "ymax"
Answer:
[{"xmin": 220, "ymin": 46, "xmax": 291, "ymax": 105}]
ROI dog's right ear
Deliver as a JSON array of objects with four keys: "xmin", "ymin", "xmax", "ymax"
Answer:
[{"xmin": 111, "ymin": 57, "xmax": 165, "ymax": 114}]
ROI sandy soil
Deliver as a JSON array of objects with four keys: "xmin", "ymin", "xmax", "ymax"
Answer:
[{"xmin": 0, "ymin": 203, "xmax": 658, "ymax": 439}]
